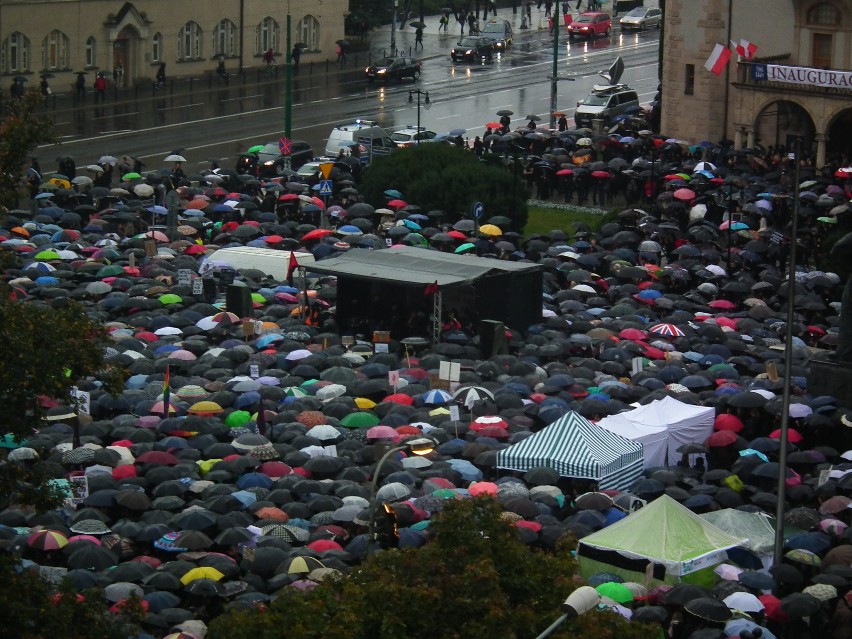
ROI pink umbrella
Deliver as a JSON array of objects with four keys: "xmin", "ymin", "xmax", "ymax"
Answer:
[
  {"xmin": 673, "ymin": 188, "xmax": 696, "ymax": 201},
  {"xmin": 468, "ymin": 481, "xmax": 499, "ymax": 496},
  {"xmin": 367, "ymin": 425, "xmax": 398, "ymax": 440}
]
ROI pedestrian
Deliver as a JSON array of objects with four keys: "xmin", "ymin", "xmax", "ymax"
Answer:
[
  {"xmin": 75, "ymin": 73, "xmax": 86, "ymax": 101},
  {"xmin": 545, "ymin": 0, "xmax": 553, "ymax": 17},
  {"xmin": 216, "ymin": 59, "xmax": 228, "ymax": 83},
  {"xmin": 94, "ymin": 72, "xmax": 106, "ymax": 102},
  {"xmin": 172, "ymin": 162, "xmax": 186, "ymax": 183},
  {"xmin": 467, "ymin": 12, "xmax": 477, "ymax": 34},
  {"xmin": 336, "ymin": 43, "xmax": 347, "ymax": 65},
  {"xmin": 558, "ymin": 114, "xmax": 568, "ymax": 132},
  {"xmin": 473, "ymin": 136, "xmax": 484, "ymax": 156},
  {"xmin": 263, "ymin": 48, "xmax": 275, "ymax": 66},
  {"xmin": 291, "ymin": 44, "xmax": 302, "ymax": 73},
  {"xmin": 39, "ymin": 77, "xmax": 50, "ymax": 97},
  {"xmin": 575, "ymin": 0, "xmax": 582, "ymax": 10},
  {"xmin": 458, "ymin": 10, "xmax": 466, "ymax": 34},
  {"xmin": 155, "ymin": 63, "xmax": 166, "ymax": 88},
  {"xmin": 439, "ymin": 12, "xmax": 449, "ymax": 32},
  {"xmin": 112, "ymin": 63, "xmax": 123, "ymax": 87},
  {"xmin": 415, "ymin": 26, "xmax": 424, "ymax": 50}
]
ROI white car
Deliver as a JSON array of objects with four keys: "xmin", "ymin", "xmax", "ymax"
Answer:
[
  {"xmin": 619, "ymin": 7, "xmax": 662, "ymax": 31},
  {"xmin": 390, "ymin": 126, "xmax": 438, "ymax": 148}
]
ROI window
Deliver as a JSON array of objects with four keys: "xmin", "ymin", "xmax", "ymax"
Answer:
[
  {"xmin": 178, "ymin": 21, "xmax": 203, "ymax": 60},
  {"xmin": 685, "ymin": 63, "xmax": 695, "ymax": 95},
  {"xmin": 213, "ymin": 19, "xmax": 237, "ymax": 57},
  {"xmin": 43, "ymin": 29, "xmax": 70, "ymax": 70},
  {"xmin": 807, "ymin": 3, "xmax": 840, "ymax": 25},
  {"xmin": 85, "ymin": 36, "xmax": 96, "ymax": 68},
  {"xmin": 256, "ymin": 17, "xmax": 280, "ymax": 54},
  {"xmin": 812, "ymin": 33, "xmax": 832, "ymax": 67},
  {"xmin": 298, "ymin": 15, "xmax": 320, "ymax": 51},
  {"xmin": 2, "ymin": 32, "xmax": 30, "ymax": 72},
  {"xmin": 152, "ymin": 32, "xmax": 163, "ymax": 62}
]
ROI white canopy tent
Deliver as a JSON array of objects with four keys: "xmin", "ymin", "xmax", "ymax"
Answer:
[{"xmin": 597, "ymin": 396, "xmax": 714, "ymax": 468}]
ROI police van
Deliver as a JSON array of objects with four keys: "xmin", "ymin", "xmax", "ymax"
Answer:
[{"xmin": 324, "ymin": 119, "xmax": 398, "ymax": 162}]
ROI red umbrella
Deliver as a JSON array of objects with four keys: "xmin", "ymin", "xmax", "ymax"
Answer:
[
  {"xmin": 470, "ymin": 415, "xmax": 509, "ymax": 431},
  {"xmin": 708, "ymin": 299, "xmax": 736, "ymax": 309},
  {"xmin": 387, "ymin": 199, "xmax": 408, "ymax": 208},
  {"xmin": 770, "ymin": 428, "xmax": 803, "ymax": 443},
  {"xmin": 28, "ymin": 529, "xmax": 68, "ymax": 551},
  {"xmin": 279, "ymin": 193, "xmax": 300, "ymax": 201},
  {"xmin": 485, "ymin": 121, "xmax": 502, "ymax": 129},
  {"xmin": 619, "ymin": 328, "xmax": 647, "ymax": 341},
  {"xmin": 135, "ymin": 450, "xmax": 180, "ymax": 465},
  {"xmin": 706, "ymin": 430, "xmax": 739, "ymax": 447},
  {"xmin": 673, "ymin": 188, "xmax": 696, "ymax": 201},
  {"xmin": 307, "ymin": 539, "xmax": 344, "ymax": 552},
  {"xmin": 591, "ymin": 170, "xmax": 611, "ymax": 178},
  {"xmin": 714, "ymin": 414, "xmax": 744, "ymax": 432},
  {"xmin": 556, "ymin": 169, "xmax": 574, "ymax": 176},
  {"xmin": 382, "ymin": 393, "xmax": 415, "ymax": 405},
  {"xmin": 302, "ymin": 228, "xmax": 334, "ymax": 241}
]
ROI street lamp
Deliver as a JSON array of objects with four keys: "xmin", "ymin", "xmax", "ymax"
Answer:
[
  {"xmin": 534, "ymin": 586, "xmax": 602, "ymax": 639},
  {"xmin": 368, "ymin": 436, "xmax": 436, "ymax": 547},
  {"xmin": 408, "ymin": 89, "xmax": 430, "ymax": 144}
]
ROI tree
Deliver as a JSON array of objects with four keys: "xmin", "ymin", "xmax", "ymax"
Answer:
[
  {"xmin": 207, "ymin": 498, "xmax": 649, "ymax": 639},
  {"xmin": 0, "ymin": 89, "xmax": 55, "ymax": 210},
  {"xmin": 360, "ymin": 143, "xmax": 530, "ymax": 231},
  {"xmin": 0, "ymin": 554, "xmax": 144, "ymax": 639},
  {"xmin": 0, "ymin": 295, "xmax": 121, "ymax": 509}
]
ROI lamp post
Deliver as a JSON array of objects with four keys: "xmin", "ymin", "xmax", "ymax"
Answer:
[
  {"xmin": 408, "ymin": 89, "xmax": 430, "ymax": 144},
  {"xmin": 391, "ymin": 0, "xmax": 398, "ymax": 55},
  {"xmin": 284, "ymin": 1, "xmax": 292, "ymax": 142},
  {"xmin": 534, "ymin": 586, "xmax": 601, "ymax": 639},
  {"xmin": 368, "ymin": 436, "xmax": 436, "ymax": 547}
]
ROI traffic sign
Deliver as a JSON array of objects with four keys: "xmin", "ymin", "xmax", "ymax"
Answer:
[
  {"xmin": 318, "ymin": 179, "xmax": 333, "ymax": 196},
  {"xmin": 319, "ymin": 162, "xmax": 334, "ymax": 180},
  {"xmin": 279, "ymin": 136, "xmax": 292, "ymax": 155},
  {"xmin": 472, "ymin": 201, "xmax": 484, "ymax": 219}
]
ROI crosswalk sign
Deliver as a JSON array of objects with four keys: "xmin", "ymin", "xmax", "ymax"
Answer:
[{"xmin": 319, "ymin": 179, "xmax": 333, "ymax": 196}]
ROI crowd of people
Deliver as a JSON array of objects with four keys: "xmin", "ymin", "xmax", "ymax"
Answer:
[{"xmin": 1, "ymin": 106, "xmax": 852, "ymax": 639}]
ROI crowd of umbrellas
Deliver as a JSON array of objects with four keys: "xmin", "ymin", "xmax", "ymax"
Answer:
[{"xmin": 2, "ymin": 124, "xmax": 852, "ymax": 639}]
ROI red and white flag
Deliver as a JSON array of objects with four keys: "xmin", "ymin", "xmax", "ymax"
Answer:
[
  {"xmin": 705, "ymin": 43, "xmax": 732, "ymax": 75},
  {"xmin": 730, "ymin": 38, "xmax": 758, "ymax": 60}
]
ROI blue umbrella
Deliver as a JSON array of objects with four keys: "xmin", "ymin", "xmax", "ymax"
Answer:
[
  {"xmin": 445, "ymin": 458, "xmax": 482, "ymax": 482},
  {"xmin": 449, "ymin": 128, "xmax": 466, "ymax": 136},
  {"xmin": 421, "ymin": 389, "xmax": 453, "ymax": 405},
  {"xmin": 384, "ymin": 189, "xmax": 403, "ymax": 199}
]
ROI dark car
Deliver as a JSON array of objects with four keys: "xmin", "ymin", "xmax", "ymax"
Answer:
[
  {"xmin": 236, "ymin": 141, "xmax": 314, "ymax": 177},
  {"xmin": 567, "ymin": 12, "xmax": 612, "ymax": 38},
  {"xmin": 451, "ymin": 36, "xmax": 495, "ymax": 62},
  {"xmin": 365, "ymin": 56, "xmax": 421, "ymax": 83},
  {"xmin": 480, "ymin": 19, "xmax": 513, "ymax": 51}
]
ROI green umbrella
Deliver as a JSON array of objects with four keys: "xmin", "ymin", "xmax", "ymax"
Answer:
[
  {"xmin": 596, "ymin": 582, "xmax": 634, "ymax": 604},
  {"xmin": 455, "ymin": 242, "xmax": 475, "ymax": 254},
  {"xmin": 250, "ymin": 293, "xmax": 266, "ymax": 304},
  {"xmin": 35, "ymin": 250, "xmax": 61, "ymax": 261},
  {"xmin": 0, "ymin": 434, "xmax": 26, "ymax": 449},
  {"xmin": 122, "ymin": 172, "xmax": 142, "ymax": 180},
  {"xmin": 96, "ymin": 265, "xmax": 125, "ymax": 277},
  {"xmin": 339, "ymin": 412, "xmax": 380, "ymax": 428},
  {"xmin": 159, "ymin": 293, "xmax": 183, "ymax": 305},
  {"xmin": 225, "ymin": 410, "xmax": 252, "ymax": 428},
  {"xmin": 247, "ymin": 145, "xmax": 264, "ymax": 154}
]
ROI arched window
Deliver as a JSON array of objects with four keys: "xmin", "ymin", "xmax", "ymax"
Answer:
[
  {"xmin": 152, "ymin": 32, "xmax": 163, "ymax": 63},
  {"xmin": 1, "ymin": 32, "xmax": 30, "ymax": 73},
  {"xmin": 298, "ymin": 15, "xmax": 320, "ymax": 51},
  {"xmin": 256, "ymin": 17, "xmax": 280, "ymax": 54},
  {"xmin": 213, "ymin": 19, "xmax": 237, "ymax": 57},
  {"xmin": 178, "ymin": 21, "xmax": 203, "ymax": 60},
  {"xmin": 807, "ymin": 3, "xmax": 840, "ymax": 25},
  {"xmin": 85, "ymin": 36, "xmax": 96, "ymax": 68},
  {"xmin": 43, "ymin": 29, "xmax": 70, "ymax": 70}
]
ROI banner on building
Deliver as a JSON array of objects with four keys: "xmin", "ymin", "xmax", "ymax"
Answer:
[{"xmin": 759, "ymin": 64, "xmax": 852, "ymax": 90}]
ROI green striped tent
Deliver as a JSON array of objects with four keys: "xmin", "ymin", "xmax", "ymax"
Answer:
[{"xmin": 496, "ymin": 411, "xmax": 644, "ymax": 491}]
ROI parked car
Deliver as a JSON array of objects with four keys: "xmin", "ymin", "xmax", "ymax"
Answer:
[
  {"xmin": 365, "ymin": 56, "xmax": 421, "ymax": 83},
  {"xmin": 619, "ymin": 6, "xmax": 662, "ymax": 30},
  {"xmin": 567, "ymin": 12, "xmax": 612, "ymax": 38},
  {"xmin": 574, "ymin": 83, "xmax": 639, "ymax": 128},
  {"xmin": 480, "ymin": 18, "xmax": 513, "ymax": 51},
  {"xmin": 390, "ymin": 126, "xmax": 438, "ymax": 148},
  {"xmin": 451, "ymin": 36, "xmax": 495, "ymax": 62},
  {"xmin": 236, "ymin": 140, "xmax": 313, "ymax": 177}
]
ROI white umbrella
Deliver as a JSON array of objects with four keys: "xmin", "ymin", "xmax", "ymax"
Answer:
[
  {"xmin": 164, "ymin": 154, "xmax": 187, "ymax": 162},
  {"xmin": 97, "ymin": 155, "xmax": 118, "ymax": 165},
  {"xmin": 134, "ymin": 183, "xmax": 155, "ymax": 197},
  {"xmin": 71, "ymin": 175, "xmax": 93, "ymax": 186},
  {"xmin": 85, "ymin": 164, "xmax": 105, "ymax": 173}
]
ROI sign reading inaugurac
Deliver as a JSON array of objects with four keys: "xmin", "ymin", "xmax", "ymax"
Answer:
[{"xmin": 765, "ymin": 64, "xmax": 852, "ymax": 89}]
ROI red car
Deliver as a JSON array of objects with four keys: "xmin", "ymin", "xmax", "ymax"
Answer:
[{"xmin": 567, "ymin": 12, "xmax": 612, "ymax": 38}]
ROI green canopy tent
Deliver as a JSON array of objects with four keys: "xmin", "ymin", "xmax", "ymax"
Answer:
[{"xmin": 577, "ymin": 495, "xmax": 746, "ymax": 587}]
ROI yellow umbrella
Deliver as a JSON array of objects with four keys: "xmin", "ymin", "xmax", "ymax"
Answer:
[
  {"xmin": 479, "ymin": 224, "xmax": 503, "ymax": 237},
  {"xmin": 180, "ymin": 566, "xmax": 225, "ymax": 585},
  {"xmin": 188, "ymin": 400, "xmax": 224, "ymax": 415},
  {"xmin": 354, "ymin": 397, "xmax": 376, "ymax": 409},
  {"xmin": 429, "ymin": 407, "xmax": 450, "ymax": 416},
  {"xmin": 49, "ymin": 177, "xmax": 71, "ymax": 189},
  {"xmin": 287, "ymin": 556, "xmax": 325, "ymax": 575}
]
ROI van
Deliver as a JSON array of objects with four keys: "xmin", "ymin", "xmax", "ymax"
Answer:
[
  {"xmin": 324, "ymin": 119, "xmax": 398, "ymax": 161},
  {"xmin": 202, "ymin": 247, "xmax": 315, "ymax": 282},
  {"xmin": 574, "ymin": 84, "xmax": 639, "ymax": 128}
]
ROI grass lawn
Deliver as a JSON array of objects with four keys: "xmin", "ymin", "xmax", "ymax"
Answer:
[{"xmin": 522, "ymin": 204, "xmax": 615, "ymax": 239}]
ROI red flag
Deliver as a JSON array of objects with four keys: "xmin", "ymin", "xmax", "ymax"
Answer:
[
  {"xmin": 423, "ymin": 281, "xmax": 439, "ymax": 296},
  {"xmin": 162, "ymin": 365, "xmax": 171, "ymax": 409},
  {"xmin": 740, "ymin": 39, "xmax": 757, "ymax": 60},
  {"xmin": 704, "ymin": 43, "xmax": 732, "ymax": 75},
  {"xmin": 286, "ymin": 252, "xmax": 299, "ymax": 286}
]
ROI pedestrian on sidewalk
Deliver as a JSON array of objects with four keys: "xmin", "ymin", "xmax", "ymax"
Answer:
[
  {"xmin": 75, "ymin": 73, "xmax": 86, "ymax": 102},
  {"xmin": 467, "ymin": 12, "xmax": 477, "ymax": 34},
  {"xmin": 439, "ymin": 12, "xmax": 449, "ymax": 31},
  {"xmin": 155, "ymin": 63, "xmax": 166, "ymax": 87},
  {"xmin": 415, "ymin": 26, "xmax": 424, "ymax": 50},
  {"xmin": 458, "ymin": 9, "xmax": 467, "ymax": 35},
  {"xmin": 94, "ymin": 72, "xmax": 107, "ymax": 102},
  {"xmin": 291, "ymin": 44, "xmax": 302, "ymax": 73}
]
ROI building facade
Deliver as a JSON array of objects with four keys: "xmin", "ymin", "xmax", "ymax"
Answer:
[
  {"xmin": 0, "ymin": 0, "xmax": 348, "ymax": 89},
  {"xmin": 661, "ymin": 0, "xmax": 851, "ymax": 167}
]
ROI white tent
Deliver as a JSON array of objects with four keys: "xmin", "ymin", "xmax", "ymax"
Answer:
[{"xmin": 597, "ymin": 396, "xmax": 714, "ymax": 468}]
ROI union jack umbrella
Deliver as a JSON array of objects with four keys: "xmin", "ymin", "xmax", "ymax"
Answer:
[{"xmin": 648, "ymin": 323, "xmax": 686, "ymax": 338}]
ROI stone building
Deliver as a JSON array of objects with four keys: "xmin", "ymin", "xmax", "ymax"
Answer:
[
  {"xmin": 0, "ymin": 0, "xmax": 347, "ymax": 89},
  {"xmin": 661, "ymin": 0, "xmax": 851, "ymax": 167}
]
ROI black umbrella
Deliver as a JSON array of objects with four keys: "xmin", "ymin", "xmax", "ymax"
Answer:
[
  {"xmin": 781, "ymin": 592, "xmax": 821, "ymax": 617},
  {"xmin": 683, "ymin": 597, "xmax": 732, "ymax": 623}
]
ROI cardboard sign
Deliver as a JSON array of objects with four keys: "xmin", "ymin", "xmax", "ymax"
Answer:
[
  {"xmin": 178, "ymin": 269, "xmax": 192, "ymax": 286},
  {"xmin": 191, "ymin": 279, "xmax": 204, "ymax": 295},
  {"xmin": 374, "ymin": 343, "xmax": 389, "ymax": 353},
  {"xmin": 68, "ymin": 475, "xmax": 89, "ymax": 506},
  {"xmin": 631, "ymin": 357, "xmax": 645, "ymax": 375},
  {"xmin": 342, "ymin": 335, "xmax": 355, "ymax": 348},
  {"xmin": 449, "ymin": 405, "xmax": 460, "ymax": 421},
  {"xmin": 388, "ymin": 371, "xmax": 400, "ymax": 389},
  {"xmin": 143, "ymin": 237, "xmax": 158, "ymax": 257},
  {"xmin": 249, "ymin": 364, "xmax": 260, "ymax": 378},
  {"xmin": 439, "ymin": 361, "xmax": 460, "ymax": 383},
  {"xmin": 71, "ymin": 388, "xmax": 90, "ymax": 415}
]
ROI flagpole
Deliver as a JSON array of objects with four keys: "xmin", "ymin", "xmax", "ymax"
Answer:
[{"xmin": 162, "ymin": 364, "xmax": 171, "ymax": 415}]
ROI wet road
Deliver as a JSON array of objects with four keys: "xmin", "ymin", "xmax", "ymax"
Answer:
[{"xmin": 40, "ymin": 25, "xmax": 661, "ymax": 171}]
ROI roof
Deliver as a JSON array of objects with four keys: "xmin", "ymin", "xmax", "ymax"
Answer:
[{"xmin": 305, "ymin": 246, "xmax": 542, "ymax": 288}]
